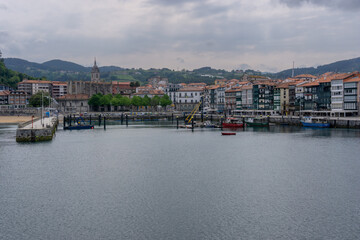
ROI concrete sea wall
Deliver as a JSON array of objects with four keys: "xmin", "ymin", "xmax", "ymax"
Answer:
[{"xmin": 16, "ymin": 118, "xmax": 58, "ymax": 142}]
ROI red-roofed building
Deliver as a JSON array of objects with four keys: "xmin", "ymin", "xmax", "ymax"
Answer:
[
  {"xmin": 0, "ymin": 90, "xmax": 28, "ymax": 109},
  {"xmin": 112, "ymin": 81, "xmax": 136, "ymax": 96},
  {"xmin": 176, "ymin": 87, "xmax": 203, "ymax": 112},
  {"xmin": 57, "ymin": 94, "xmax": 90, "ymax": 113},
  {"xmin": 18, "ymin": 79, "xmax": 52, "ymax": 96},
  {"xmin": 52, "ymin": 81, "xmax": 67, "ymax": 98}
]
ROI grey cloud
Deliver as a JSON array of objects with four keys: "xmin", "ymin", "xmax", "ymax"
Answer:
[
  {"xmin": 0, "ymin": 4, "xmax": 7, "ymax": 10},
  {"xmin": 147, "ymin": 0, "xmax": 207, "ymax": 7},
  {"xmin": 278, "ymin": 0, "xmax": 360, "ymax": 11},
  {"xmin": 176, "ymin": 57, "xmax": 185, "ymax": 64}
]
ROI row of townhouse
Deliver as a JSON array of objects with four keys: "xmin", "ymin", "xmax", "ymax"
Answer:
[
  {"xmin": 0, "ymin": 90, "xmax": 28, "ymax": 109},
  {"xmin": 231, "ymin": 72, "xmax": 360, "ymax": 116},
  {"xmin": 18, "ymin": 79, "xmax": 68, "ymax": 98}
]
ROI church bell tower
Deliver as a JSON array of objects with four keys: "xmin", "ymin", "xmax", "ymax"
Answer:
[{"xmin": 91, "ymin": 58, "xmax": 100, "ymax": 82}]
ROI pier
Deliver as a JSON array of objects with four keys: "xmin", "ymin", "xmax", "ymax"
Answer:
[{"xmin": 16, "ymin": 116, "xmax": 58, "ymax": 142}]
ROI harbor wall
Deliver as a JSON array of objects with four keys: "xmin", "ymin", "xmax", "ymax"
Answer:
[
  {"xmin": 16, "ymin": 118, "xmax": 58, "ymax": 142},
  {"xmin": 73, "ymin": 113, "xmax": 360, "ymax": 129}
]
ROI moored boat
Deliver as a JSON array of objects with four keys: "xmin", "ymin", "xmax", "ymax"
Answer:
[
  {"xmin": 64, "ymin": 125, "xmax": 94, "ymax": 130},
  {"xmin": 221, "ymin": 132, "xmax": 236, "ymax": 135},
  {"xmin": 245, "ymin": 117, "xmax": 269, "ymax": 127},
  {"xmin": 301, "ymin": 117, "xmax": 330, "ymax": 128},
  {"xmin": 222, "ymin": 117, "xmax": 244, "ymax": 128}
]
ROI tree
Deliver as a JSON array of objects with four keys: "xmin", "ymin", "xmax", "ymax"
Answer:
[
  {"xmin": 100, "ymin": 94, "xmax": 112, "ymax": 106},
  {"xmin": 150, "ymin": 95, "xmax": 160, "ymax": 107},
  {"xmin": 160, "ymin": 94, "xmax": 172, "ymax": 107},
  {"xmin": 119, "ymin": 96, "xmax": 131, "ymax": 107},
  {"xmin": 111, "ymin": 97, "xmax": 121, "ymax": 106},
  {"xmin": 29, "ymin": 91, "xmax": 50, "ymax": 107},
  {"xmin": 88, "ymin": 93, "xmax": 102, "ymax": 111},
  {"xmin": 131, "ymin": 96, "xmax": 143, "ymax": 107},
  {"xmin": 142, "ymin": 95, "xmax": 151, "ymax": 107}
]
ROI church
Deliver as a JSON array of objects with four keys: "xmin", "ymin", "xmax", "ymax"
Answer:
[
  {"xmin": 58, "ymin": 59, "xmax": 112, "ymax": 113},
  {"xmin": 67, "ymin": 59, "xmax": 112, "ymax": 96}
]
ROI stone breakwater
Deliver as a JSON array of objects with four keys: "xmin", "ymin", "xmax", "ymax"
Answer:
[{"xmin": 16, "ymin": 117, "xmax": 58, "ymax": 142}]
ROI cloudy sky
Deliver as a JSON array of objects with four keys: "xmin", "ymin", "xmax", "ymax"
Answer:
[{"xmin": 0, "ymin": 0, "xmax": 359, "ymax": 72}]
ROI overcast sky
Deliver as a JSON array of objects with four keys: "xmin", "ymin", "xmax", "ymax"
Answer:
[{"xmin": 0, "ymin": 0, "xmax": 359, "ymax": 72}]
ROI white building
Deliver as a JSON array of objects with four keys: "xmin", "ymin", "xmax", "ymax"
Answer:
[
  {"xmin": 18, "ymin": 80, "xmax": 52, "ymax": 95},
  {"xmin": 175, "ymin": 87, "xmax": 203, "ymax": 112}
]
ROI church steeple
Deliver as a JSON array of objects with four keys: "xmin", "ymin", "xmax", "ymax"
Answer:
[{"xmin": 91, "ymin": 57, "xmax": 100, "ymax": 82}]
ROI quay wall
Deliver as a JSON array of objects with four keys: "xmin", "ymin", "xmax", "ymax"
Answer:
[
  {"xmin": 16, "ymin": 118, "xmax": 58, "ymax": 142},
  {"xmin": 68, "ymin": 112, "xmax": 360, "ymax": 129}
]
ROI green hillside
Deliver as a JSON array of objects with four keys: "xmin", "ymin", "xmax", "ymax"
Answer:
[{"xmin": 0, "ymin": 55, "xmax": 36, "ymax": 89}]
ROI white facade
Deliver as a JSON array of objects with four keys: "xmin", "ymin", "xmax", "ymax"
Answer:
[
  {"xmin": 175, "ymin": 87, "xmax": 203, "ymax": 111},
  {"xmin": 331, "ymin": 79, "xmax": 344, "ymax": 111}
]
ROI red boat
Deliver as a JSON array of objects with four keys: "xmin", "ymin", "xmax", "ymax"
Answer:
[
  {"xmin": 222, "ymin": 117, "xmax": 244, "ymax": 128},
  {"xmin": 222, "ymin": 132, "xmax": 236, "ymax": 135}
]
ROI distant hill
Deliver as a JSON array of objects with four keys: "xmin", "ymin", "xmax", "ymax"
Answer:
[
  {"xmin": 3, "ymin": 56, "xmax": 360, "ymax": 83},
  {"xmin": 269, "ymin": 57, "xmax": 360, "ymax": 79},
  {"xmin": 42, "ymin": 59, "xmax": 88, "ymax": 72}
]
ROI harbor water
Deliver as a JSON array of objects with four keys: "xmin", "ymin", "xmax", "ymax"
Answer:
[{"xmin": 1, "ymin": 123, "xmax": 360, "ymax": 239}]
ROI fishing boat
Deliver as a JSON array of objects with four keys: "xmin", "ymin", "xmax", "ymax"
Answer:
[
  {"xmin": 221, "ymin": 132, "xmax": 236, "ymax": 135},
  {"xmin": 222, "ymin": 117, "xmax": 244, "ymax": 128},
  {"xmin": 301, "ymin": 117, "xmax": 330, "ymax": 128},
  {"xmin": 64, "ymin": 116, "xmax": 94, "ymax": 130},
  {"xmin": 64, "ymin": 125, "xmax": 94, "ymax": 130},
  {"xmin": 245, "ymin": 117, "xmax": 269, "ymax": 127}
]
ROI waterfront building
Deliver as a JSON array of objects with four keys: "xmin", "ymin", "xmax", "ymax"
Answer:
[
  {"xmin": 201, "ymin": 86, "xmax": 210, "ymax": 110},
  {"xmin": 235, "ymin": 87, "xmax": 243, "ymax": 110},
  {"xmin": 330, "ymin": 72, "xmax": 358, "ymax": 116},
  {"xmin": 57, "ymin": 94, "xmax": 90, "ymax": 113},
  {"xmin": 343, "ymin": 76, "xmax": 360, "ymax": 116},
  {"xmin": 252, "ymin": 83, "xmax": 274, "ymax": 110},
  {"xmin": 175, "ymin": 87, "xmax": 203, "ymax": 112},
  {"xmin": 225, "ymin": 88, "xmax": 238, "ymax": 114},
  {"xmin": 288, "ymin": 82, "xmax": 297, "ymax": 115},
  {"xmin": 295, "ymin": 81, "xmax": 308, "ymax": 112},
  {"xmin": 273, "ymin": 87, "xmax": 280, "ymax": 113},
  {"xmin": 302, "ymin": 80, "xmax": 319, "ymax": 111},
  {"xmin": 52, "ymin": 81, "xmax": 68, "ymax": 98},
  {"xmin": 317, "ymin": 76, "xmax": 332, "ymax": 111},
  {"xmin": 275, "ymin": 82, "xmax": 291, "ymax": 115},
  {"xmin": 241, "ymin": 85, "xmax": 253, "ymax": 109},
  {"xmin": 18, "ymin": 79, "xmax": 52, "ymax": 96},
  {"xmin": 0, "ymin": 90, "xmax": 28, "ymax": 109},
  {"xmin": 164, "ymin": 83, "xmax": 183, "ymax": 108}
]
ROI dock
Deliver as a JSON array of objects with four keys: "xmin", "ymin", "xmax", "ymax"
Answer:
[{"xmin": 16, "ymin": 116, "xmax": 58, "ymax": 142}]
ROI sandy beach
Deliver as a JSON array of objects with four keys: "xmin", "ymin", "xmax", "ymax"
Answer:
[{"xmin": 0, "ymin": 116, "xmax": 34, "ymax": 124}]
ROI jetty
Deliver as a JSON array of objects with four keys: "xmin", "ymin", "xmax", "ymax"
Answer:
[{"xmin": 16, "ymin": 116, "xmax": 58, "ymax": 142}]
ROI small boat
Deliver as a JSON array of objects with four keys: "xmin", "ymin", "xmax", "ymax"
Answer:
[
  {"xmin": 64, "ymin": 125, "xmax": 94, "ymax": 130},
  {"xmin": 301, "ymin": 117, "xmax": 330, "ymax": 128},
  {"xmin": 222, "ymin": 117, "xmax": 244, "ymax": 128},
  {"xmin": 245, "ymin": 117, "xmax": 269, "ymax": 127},
  {"xmin": 203, "ymin": 120, "xmax": 216, "ymax": 128},
  {"xmin": 64, "ymin": 116, "xmax": 94, "ymax": 130},
  {"xmin": 222, "ymin": 132, "xmax": 236, "ymax": 135}
]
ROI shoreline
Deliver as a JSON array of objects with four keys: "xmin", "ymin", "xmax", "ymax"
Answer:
[{"xmin": 0, "ymin": 116, "xmax": 34, "ymax": 124}]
